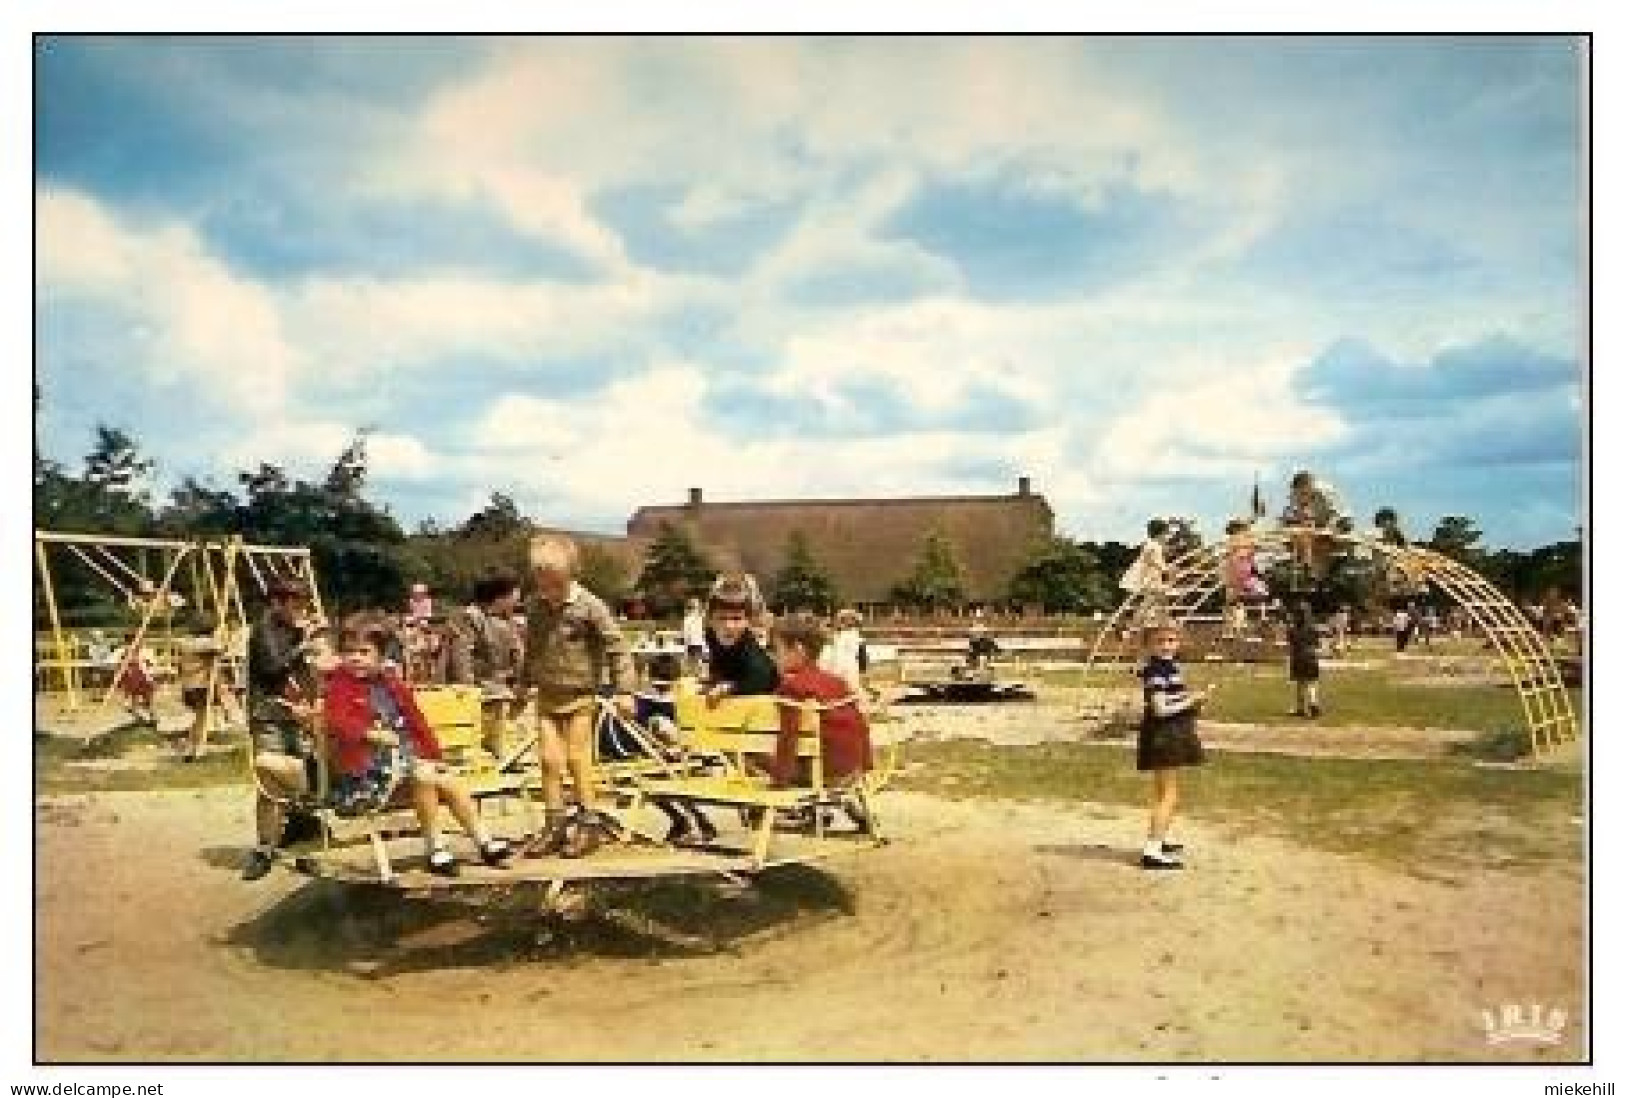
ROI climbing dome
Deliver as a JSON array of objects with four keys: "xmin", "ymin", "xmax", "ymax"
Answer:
[{"xmin": 1085, "ymin": 528, "xmax": 1580, "ymax": 756}]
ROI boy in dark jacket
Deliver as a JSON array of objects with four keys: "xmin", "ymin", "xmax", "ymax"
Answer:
[{"xmin": 703, "ymin": 573, "xmax": 778, "ymax": 705}]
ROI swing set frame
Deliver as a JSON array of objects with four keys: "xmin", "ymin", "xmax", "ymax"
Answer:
[{"xmin": 33, "ymin": 529, "xmax": 325, "ymax": 735}]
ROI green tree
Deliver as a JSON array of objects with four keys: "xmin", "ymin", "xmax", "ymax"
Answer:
[
  {"xmin": 228, "ymin": 439, "xmax": 410, "ymax": 612},
  {"xmin": 636, "ymin": 522, "xmax": 715, "ymax": 617},
  {"xmin": 1007, "ymin": 536, "xmax": 1111, "ymax": 614},
  {"xmin": 33, "ymin": 457, "xmax": 102, "ymax": 531},
  {"xmin": 51, "ymin": 424, "xmax": 159, "ymax": 534},
  {"xmin": 770, "ymin": 530, "xmax": 838, "ymax": 614},
  {"xmin": 579, "ymin": 543, "xmax": 632, "ymax": 608},
  {"xmin": 890, "ymin": 530, "xmax": 964, "ymax": 610},
  {"xmin": 1480, "ymin": 540, "xmax": 1581, "ymax": 605},
  {"xmin": 1082, "ymin": 539, "xmax": 1137, "ymax": 588},
  {"xmin": 1428, "ymin": 515, "xmax": 1484, "ymax": 565},
  {"xmin": 459, "ymin": 491, "xmax": 528, "ymax": 541},
  {"xmin": 324, "ymin": 429, "xmax": 372, "ymax": 500},
  {"xmin": 160, "ymin": 476, "xmax": 239, "ymax": 535},
  {"xmin": 83, "ymin": 425, "xmax": 155, "ymax": 499}
]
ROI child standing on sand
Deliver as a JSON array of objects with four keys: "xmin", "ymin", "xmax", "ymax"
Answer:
[{"xmin": 1136, "ymin": 626, "xmax": 1212, "ymax": 871}]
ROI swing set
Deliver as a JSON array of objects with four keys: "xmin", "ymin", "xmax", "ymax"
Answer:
[{"xmin": 33, "ymin": 529, "xmax": 324, "ymax": 736}]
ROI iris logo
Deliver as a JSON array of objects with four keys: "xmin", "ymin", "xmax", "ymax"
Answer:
[{"xmin": 1481, "ymin": 1003, "xmax": 1567, "ymax": 1046}]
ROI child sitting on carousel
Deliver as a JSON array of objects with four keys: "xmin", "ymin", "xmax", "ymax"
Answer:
[
  {"xmin": 703, "ymin": 573, "xmax": 779, "ymax": 705},
  {"xmin": 323, "ymin": 621, "xmax": 513, "ymax": 876},
  {"xmin": 765, "ymin": 614, "xmax": 875, "ymax": 831},
  {"xmin": 631, "ymin": 651, "xmax": 722, "ymax": 847}
]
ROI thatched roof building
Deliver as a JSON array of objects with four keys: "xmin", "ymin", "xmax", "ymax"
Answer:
[{"xmin": 624, "ymin": 477, "xmax": 1053, "ymax": 604}]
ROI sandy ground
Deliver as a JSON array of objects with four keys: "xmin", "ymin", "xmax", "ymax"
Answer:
[
  {"xmin": 36, "ymin": 785, "xmax": 1583, "ymax": 1063},
  {"xmin": 886, "ymin": 699, "xmax": 1483, "ymax": 760}
]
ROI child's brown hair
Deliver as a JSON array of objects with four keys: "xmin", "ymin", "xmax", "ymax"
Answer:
[
  {"xmin": 337, "ymin": 612, "xmax": 391, "ymax": 654},
  {"xmin": 770, "ymin": 612, "xmax": 827, "ymax": 658},
  {"xmin": 707, "ymin": 573, "xmax": 764, "ymax": 618}
]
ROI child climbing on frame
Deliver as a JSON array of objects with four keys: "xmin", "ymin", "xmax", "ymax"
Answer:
[
  {"xmin": 1222, "ymin": 518, "xmax": 1269, "ymax": 606},
  {"xmin": 1121, "ymin": 519, "xmax": 1172, "ymax": 626},
  {"xmin": 1280, "ymin": 470, "xmax": 1348, "ymax": 587}
]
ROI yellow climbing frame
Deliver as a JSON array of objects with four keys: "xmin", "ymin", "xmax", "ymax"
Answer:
[{"xmin": 1086, "ymin": 528, "xmax": 1580, "ymax": 756}]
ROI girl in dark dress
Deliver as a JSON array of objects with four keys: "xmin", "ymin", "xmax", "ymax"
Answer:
[
  {"xmin": 1288, "ymin": 600, "xmax": 1323, "ymax": 718},
  {"xmin": 1137, "ymin": 626, "xmax": 1212, "ymax": 870}
]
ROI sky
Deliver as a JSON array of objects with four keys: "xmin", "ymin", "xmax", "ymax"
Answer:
[{"xmin": 33, "ymin": 35, "xmax": 1586, "ymax": 549}]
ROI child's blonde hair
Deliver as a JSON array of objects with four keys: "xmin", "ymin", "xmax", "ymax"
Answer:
[{"xmin": 528, "ymin": 535, "xmax": 579, "ymax": 575}]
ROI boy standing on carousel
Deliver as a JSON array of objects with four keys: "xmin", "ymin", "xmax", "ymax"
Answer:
[{"xmin": 515, "ymin": 535, "xmax": 639, "ymax": 859}]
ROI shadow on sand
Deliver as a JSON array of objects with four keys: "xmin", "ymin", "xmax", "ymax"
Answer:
[
  {"xmin": 216, "ymin": 863, "xmax": 854, "ymax": 977},
  {"xmin": 1031, "ymin": 842, "xmax": 1141, "ymax": 867}
]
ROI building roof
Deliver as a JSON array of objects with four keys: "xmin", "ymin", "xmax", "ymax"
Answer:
[{"xmin": 626, "ymin": 482, "xmax": 1053, "ymax": 603}]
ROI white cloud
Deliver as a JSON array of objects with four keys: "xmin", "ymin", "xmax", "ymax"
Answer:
[
  {"xmin": 379, "ymin": 40, "xmax": 1215, "ymax": 272},
  {"xmin": 1094, "ymin": 348, "xmax": 1347, "ymax": 480},
  {"xmin": 215, "ymin": 422, "xmax": 439, "ymax": 487},
  {"xmin": 367, "ymin": 432, "xmax": 437, "ymax": 481},
  {"xmin": 281, "ymin": 271, "xmax": 679, "ymax": 378},
  {"xmin": 455, "ymin": 363, "xmax": 1063, "ymax": 532},
  {"xmin": 216, "ymin": 419, "xmax": 353, "ymax": 473},
  {"xmin": 37, "ymin": 188, "xmax": 301, "ymax": 414}
]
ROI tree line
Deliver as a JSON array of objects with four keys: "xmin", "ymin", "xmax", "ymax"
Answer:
[{"xmin": 33, "ymin": 423, "xmax": 1581, "ymax": 626}]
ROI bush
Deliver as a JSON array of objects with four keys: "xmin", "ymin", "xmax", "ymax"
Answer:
[{"xmin": 1452, "ymin": 725, "xmax": 1533, "ymax": 763}]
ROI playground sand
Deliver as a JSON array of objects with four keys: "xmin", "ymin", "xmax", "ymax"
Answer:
[
  {"xmin": 887, "ymin": 700, "xmax": 1481, "ymax": 759},
  {"xmin": 35, "ymin": 786, "xmax": 1582, "ymax": 1062}
]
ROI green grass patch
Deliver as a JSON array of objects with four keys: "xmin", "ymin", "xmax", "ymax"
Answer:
[
  {"xmin": 893, "ymin": 739, "xmax": 1581, "ymax": 870},
  {"xmin": 1055, "ymin": 663, "xmax": 1547, "ymax": 733},
  {"xmin": 34, "ymin": 729, "xmax": 250, "ymax": 796}
]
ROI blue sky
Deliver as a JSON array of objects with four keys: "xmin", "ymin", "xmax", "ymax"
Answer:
[{"xmin": 34, "ymin": 36, "xmax": 1585, "ymax": 548}]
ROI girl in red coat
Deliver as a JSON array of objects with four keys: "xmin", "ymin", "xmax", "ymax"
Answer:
[{"xmin": 325, "ymin": 623, "xmax": 512, "ymax": 877}]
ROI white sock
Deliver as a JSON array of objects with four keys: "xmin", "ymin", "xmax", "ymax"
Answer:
[
  {"xmin": 424, "ymin": 833, "xmax": 445, "ymax": 857},
  {"xmin": 1143, "ymin": 839, "xmax": 1169, "ymax": 858}
]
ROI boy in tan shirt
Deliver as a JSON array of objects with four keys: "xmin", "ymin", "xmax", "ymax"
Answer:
[{"xmin": 516, "ymin": 536, "xmax": 637, "ymax": 858}]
